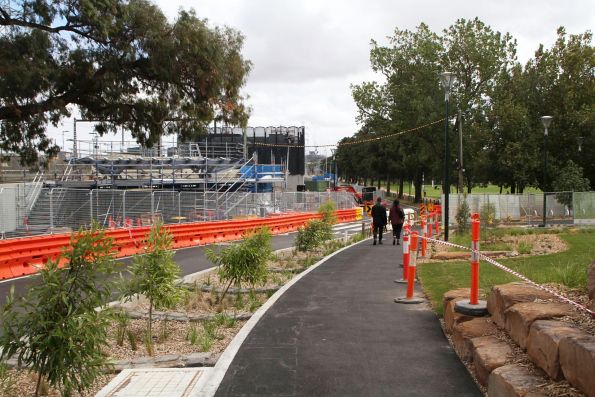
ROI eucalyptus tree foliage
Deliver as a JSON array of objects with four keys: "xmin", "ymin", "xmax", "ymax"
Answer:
[
  {"xmin": 123, "ymin": 221, "xmax": 183, "ymax": 341},
  {"xmin": 523, "ymin": 28, "xmax": 594, "ymax": 189},
  {"xmin": 0, "ymin": 0, "xmax": 251, "ymax": 164},
  {"xmin": 441, "ymin": 18, "xmax": 518, "ymax": 192},
  {"xmin": 349, "ymin": 23, "xmax": 444, "ymax": 200},
  {"xmin": 0, "ymin": 224, "xmax": 118, "ymax": 396}
]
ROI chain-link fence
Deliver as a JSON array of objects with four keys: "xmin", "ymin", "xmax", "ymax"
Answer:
[
  {"xmin": 0, "ymin": 185, "xmax": 358, "ymax": 239},
  {"xmin": 444, "ymin": 191, "xmax": 594, "ymax": 227}
]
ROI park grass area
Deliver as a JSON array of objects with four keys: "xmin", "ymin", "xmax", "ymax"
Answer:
[
  {"xmin": 417, "ymin": 228, "xmax": 595, "ymax": 316},
  {"xmin": 388, "ymin": 183, "xmax": 541, "ymax": 199}
]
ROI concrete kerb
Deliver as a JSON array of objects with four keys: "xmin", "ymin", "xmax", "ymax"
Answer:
[{"xmin": 194, "ymin": 236, "xmax": 370, "ymax": 397}]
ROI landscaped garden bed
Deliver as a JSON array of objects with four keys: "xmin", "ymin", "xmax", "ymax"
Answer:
[{"xmin": 0, "ymin": 202, "xmax": 361, "ymax": 396}]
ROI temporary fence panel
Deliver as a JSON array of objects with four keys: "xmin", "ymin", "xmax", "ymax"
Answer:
[
  {"xmin": 573, "ymin": 191, "xmax": 595, "ymax": 225},
  {"xmin": 0, "ymin": 186, "xmax": 358, "ymax": 239}
]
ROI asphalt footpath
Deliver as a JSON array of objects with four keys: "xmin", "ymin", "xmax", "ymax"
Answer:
[{"xmin": 214, "ymin": 232, "xmax": 482, "ymax": 397}]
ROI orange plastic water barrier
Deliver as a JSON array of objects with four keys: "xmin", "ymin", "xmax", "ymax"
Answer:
[{"xmin": 0, "ymin": 208, "xmax": 359, "ymax": 280}]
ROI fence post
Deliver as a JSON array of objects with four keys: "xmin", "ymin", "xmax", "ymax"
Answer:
[
  {"xmin": 89, "ymin": 190, "xmax": 93, "ymax": 224},
  {"xmin": 454, "ymin": 212, "xmax": 488, "ymax": 316},
  {"xmin": 49, "ymin": 189, "xmax": 54, "ymax": 232},
  {"xmin": 122, "ymin": 190, "xmax": 126, "ymax": 223}
]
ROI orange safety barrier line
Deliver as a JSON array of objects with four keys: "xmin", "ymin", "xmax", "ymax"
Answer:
[{"xmin": 0, "ymin": 208, "xmax": 359, "ymax": 280}]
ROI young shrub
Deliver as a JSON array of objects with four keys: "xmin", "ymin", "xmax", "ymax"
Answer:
[
  {"xmin": 318, "ymin": 199, "xmax": 337, "ymax": 225},
  {"xmin": 455, "ymin": 197, "xmax": 471, "ymax": 232},
  {"xmin": 123, "ymin": 221, "xmax": 184, "ymax": 343},
  {"xmin": 0, "ymin": 223, "xmax": 118, "ymax": 397},
  {"xmin": 206, "ymin": 227, "xmax": 272, "ymax": 302},
  {"xmin": 295, "ymin": 219, "xmax": 333, "ymax": 252},
  {"xmin": 480, "ymin": 203, "xmax": 497, "ymax": 227}
]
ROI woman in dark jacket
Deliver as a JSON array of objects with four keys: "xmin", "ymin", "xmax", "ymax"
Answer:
[{"xmin": 389, "ymin": 199, "xmax": 405, "ymax": 245}]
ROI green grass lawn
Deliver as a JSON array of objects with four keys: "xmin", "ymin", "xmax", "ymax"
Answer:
[
  {"xmin": 417, "ymin": 228, "xmax": 595, "ymax": 316},
  {"xmin": 388, "ymin": 183, "xmax": 542, "ymax": 199}
]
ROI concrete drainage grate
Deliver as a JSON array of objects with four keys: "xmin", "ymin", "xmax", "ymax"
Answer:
[{"xmin": 96, "ymin": 368, "xmax": 212, "ymax": 397}]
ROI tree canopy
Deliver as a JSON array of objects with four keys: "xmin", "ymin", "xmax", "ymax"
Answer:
[
  {"xmin": 340, "ymin": 19, "xmax": 593, "ymax": 199},
  {"xmin": 0, "ymin": 0, "xmax": 251, "ymax": 164}
]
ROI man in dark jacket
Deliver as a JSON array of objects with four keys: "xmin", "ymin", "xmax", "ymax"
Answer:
[
  {"xmin": 371, "ymin": 197, "xmax": 387, "ymax": 245},
  {"xmin": 389, "ymin": 199, "xmax": 405, "ymax": 245}
]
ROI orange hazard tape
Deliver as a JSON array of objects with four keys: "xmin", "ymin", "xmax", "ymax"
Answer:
[{"xmin": 420, "ymin": 235, "xmax": 595, "ymax": 318}]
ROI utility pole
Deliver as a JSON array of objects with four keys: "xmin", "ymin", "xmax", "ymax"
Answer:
[{"xmin": 458, "ymin": 111, "xmax": 464, "ymax": 194}]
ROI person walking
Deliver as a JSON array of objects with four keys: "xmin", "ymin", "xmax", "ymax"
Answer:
[
  {"xmin": 371, "ymin": 197, "xmax": 387, "ymax": 245},
  {"xmin": 389, "ymin": 199, "xmax": 405, "ymax": 245}
]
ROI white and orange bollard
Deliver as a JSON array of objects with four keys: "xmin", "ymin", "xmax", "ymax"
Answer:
[
  {"xmin": 428, "ymin": 213, "xmax": 433, "ymax": 238},
  {"xmin": 395, "ymin": 230, "xmax": 424, "ymax": 304},
  {"xmin": 435, "ymin": 211, "xmax": 440, "ymax": 235},
  {"xmin": 421, "ymin": 216, "xmax": 427, "ymax": 258},
  {"xmin": 395, "ymin": 226, "xmax": 410, "ymax": 284},
  {"xmin": 454, "ymin": 213, "xmax": 488, "ymax": 316}
]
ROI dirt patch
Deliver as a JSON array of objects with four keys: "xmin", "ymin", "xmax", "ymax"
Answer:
[{"xmin": 425, "ymin": 232, "xmax": 568, "ymax": 262}]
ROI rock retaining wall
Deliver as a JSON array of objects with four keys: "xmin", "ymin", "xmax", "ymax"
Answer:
[{"xmin": 443, "ymin": 282, "xmax": 594, "ymax": 397}]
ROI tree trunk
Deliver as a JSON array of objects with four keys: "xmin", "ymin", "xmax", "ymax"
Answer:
[
  {"xmin": 386, "ymin": 177, "xmax": 391, "ymax": 194},
  {"xmin": 414, "ymin": 173, "xmax": 423, "ymax": 203},
  {"xmin": 398, "ymin": 177, "xmax": 404, "ymax": 199},
  {"xmin": 148, "ymin": 299, "xmax": 153, "ymax": 341},
  {"xmin": 466, "ymin": 177, "xmax": 473, "ymax": 194},
  {"xmin": 499, "ymin": 185, "xmax": 502, "ymax": 194},
  {"xmin": 511, "ymin": 184, "xmax": 516, "ymax": 194}
]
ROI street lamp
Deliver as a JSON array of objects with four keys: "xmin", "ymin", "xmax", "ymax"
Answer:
[
  {"xmin": 541, "ymin": 116, "xmax": 553, "ymax": 227},
  {"xmin": 331, "ymin": 148, "xmax": 337, "ymax": 188},
  {"xmin": 440, "ymin": 71, "xmax": 455, "ymax": 241}
]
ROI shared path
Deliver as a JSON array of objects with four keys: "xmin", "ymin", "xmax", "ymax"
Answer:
[{"xmin": 210, "ymin": 232, "xmax": 481, "ymax": 397}]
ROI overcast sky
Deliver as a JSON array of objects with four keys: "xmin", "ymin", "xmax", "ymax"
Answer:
[{"xmin": 51, "ymin": 0, "xmax": 594, "ymax": 156}]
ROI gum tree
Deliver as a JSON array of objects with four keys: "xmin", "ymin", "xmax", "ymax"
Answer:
[
  {"xmin": 0, "ymin": 224, "xmax": 118, "ymax": 396},
  {"xmin": 123, "ymin": 221, "xmax": 183, "ymax": 342},
  {"xmin": 0, "ymin": 0, "xmax": 251, "ymax": 164}
]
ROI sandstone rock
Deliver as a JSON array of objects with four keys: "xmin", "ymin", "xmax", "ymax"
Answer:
[
  {"xmin": 588, "ymin": 260, "xmax": 595, "ymax": 300},
  {"xmin": 472, "ymin": 336, "xmax": 513, "ymax": 386},
  {"xmin": 183, "ymin": 352, "xmax": 212, "ymax": 367},
  {"xmin": 452, "ymin": 317, "xmax": 498, "ymax": 361},
  {"xmin": 505, "ymin": 302, "xmax": 571, "ymax": 349},
  {"xmin": 488, "ymin": 364, "xmax": 548, "ymax": 397},
  {"xmin": 526, "ymin": 320, "xmax": 584, "ymax": 380},
  {"xmin": 444, "ymin": 298, "xmax": 474, "ymax": 334},
  {"xmin": 487, "ymin": 283, "xmax": 554, "ymax": 328},
  {"xmin": 559, "ymin": 333, "xmax": 595, "ymax": 397},
  {"xmin": 443, "ymin": 288, "xmax": 471, "ymax": 313}
]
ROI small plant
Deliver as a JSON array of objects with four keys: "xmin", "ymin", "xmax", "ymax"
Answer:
[
  {"xmin": 0, "ymin": 362, "xmax": 17, "ymax": 396},
  {"xmin": 517, "ymin": 241, "xmax": 533, "ymax": 255},
  {"xmin": 247, "ymin": 290, "xmax": 261, "ymax": 313},
  {"xmin": 295, "ymin": 220, "xmax": 333, "ymax": 252},
  {"xmin": 455, "ymin": 197, "xmax": 471, "ymax": 232},
  {"xmin": 0, "ymin": 223, "xmax": 118, "ymax": 396},
  {"xmin": 186, "ymin": 325, "xmax": 199, "ymax": 345},
  {"xmin": 115, "ymin": 311, "xmax": 130, "ymax": 347},
  {"xmin": 203, "ymin": 320, "xmax": 221, "ymax": 340},
  {"xmin": 158, "ymin": 320, "xmax": 170, "ymax": 343},
  {"xmin": 127, "ymin": 330, "xmax": 138, "ymax": 351},
  {"xmin": 480, "ymin": 203, "xmax": 497, "ymax": 227},
  {"xmin": 123, "ymin": 221, "xmax": 184, "ymax": 342},
  {"xmin": 233, "ymin": 293, "xmax": 245, "ymax": 311},
  {"xmin": 206, "ymin": 227, "xmax": 272, "ymax": 302},
  {"xmin": 143, "ymin": 331, "xmax": 155, "ymax": 356},
  {"xmin": 197, "ymin": 334, "xmax": 214, "ymax": 352},
  {"xmin": 318, "ymin": 200, "xmax": 337, "ymax": 225},
  {"xmin": 554, "ymin": 263, "xmax": 585, "ymax": 288}
]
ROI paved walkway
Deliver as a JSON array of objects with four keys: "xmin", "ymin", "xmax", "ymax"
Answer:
[{"xmin": 213, "ymin": 233, "xmax": 481, "ymax": 397}]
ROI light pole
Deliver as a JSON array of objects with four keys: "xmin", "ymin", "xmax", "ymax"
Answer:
[
  {"xmin": 541, "ymin": 116, "xmax": 553, "ymax": 227},
  {"xmin": 331, "ymin": 148, "xmax": 337, "ymax": 188},
  {"xmin": 440, "ymin": 71, "xmax": 454, "ymax": 241}
]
